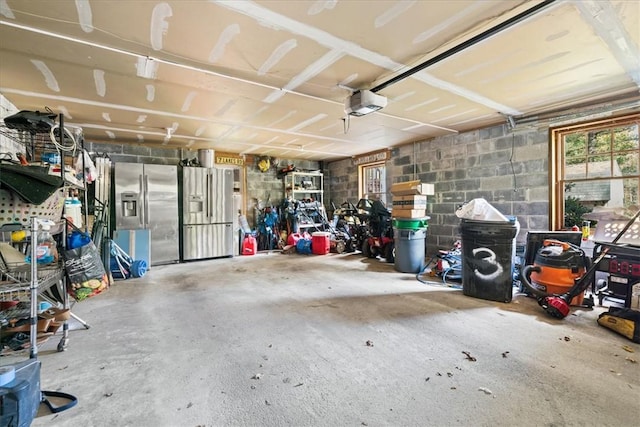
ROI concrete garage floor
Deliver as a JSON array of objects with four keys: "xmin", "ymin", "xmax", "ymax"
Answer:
[{"xmin": 27, "ymin": 252, "xmax": 640, "ymax": 427}]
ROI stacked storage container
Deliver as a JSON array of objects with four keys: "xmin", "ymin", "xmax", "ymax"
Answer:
[{"xmin": 390, "ymin": 181, "xmax": 434, "ymax": 273}]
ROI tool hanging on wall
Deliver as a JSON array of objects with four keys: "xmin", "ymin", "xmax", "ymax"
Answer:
[{"xmin": 257, "ymin": 156, "xmax": 271, "ymax": 173}]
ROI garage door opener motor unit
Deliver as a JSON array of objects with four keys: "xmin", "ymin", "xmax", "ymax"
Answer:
[{"xmin": 345, "ymin": 90, "xmax": 387, "ymax": 117}]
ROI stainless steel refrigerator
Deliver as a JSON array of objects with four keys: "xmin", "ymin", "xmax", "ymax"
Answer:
[
  {"xmin": 181, "ymin": 167, "xmax": 234, "ymax": 260},
  {"xmin": 114, "ymin": 163, "xmax": 179, "ymax": 266}
]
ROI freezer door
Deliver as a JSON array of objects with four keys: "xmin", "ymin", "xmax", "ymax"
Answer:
[
  {"xmin": 114, "ymin": 163, "xmax": 144, "ymax": 230},
  {"xmin": 209, "ymin": 168, "xmax": 234, "ymax": 223},
  {"xmin": 144, "ymin": 164, "xmax": 179, "ymax": 265},
  {"xmin": 182, "ymin": 223, "xmax": 234, "ymax": 260},
  {"xmin": 182, "ymin": 167, "xmax": 208, "ymax": 225}
]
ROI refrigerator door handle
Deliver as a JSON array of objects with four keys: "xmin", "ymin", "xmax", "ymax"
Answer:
[
  {"xmin": 143, "ymin": 174, "xmax": 149, "ymax": 227},
  {"xmin": 205, "ymin": 172, "xmax": 209, "ymax": 219},
  {"xmin": 139, "ymin": 174, "xmax": 144, "ymax": 227},
  {"xmin": 208, "ymin": 172, "xmax": 213, "ymax": 221}
]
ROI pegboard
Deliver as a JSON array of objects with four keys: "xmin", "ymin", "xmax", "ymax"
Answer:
[{"xmin": 0, "ymin": 188, "xmax": 65, "ymax": 227}]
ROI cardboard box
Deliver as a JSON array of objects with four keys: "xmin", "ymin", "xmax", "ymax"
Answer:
[
  {"xmin": 392, "ymin": 195, "xmax": 427, "ymax": 209},
  {"xmin": 392, "ymin": 208, "xmax": 427, "ymax": 218},
  {"xmin": 390, "ymin": 180, "xmax": 435, "ymax": 196}
]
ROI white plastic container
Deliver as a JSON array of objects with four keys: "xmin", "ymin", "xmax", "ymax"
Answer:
[
  {"xmin": 64, "ymin": 197, "xmax": 83, "ymax": 228},
  {"xmin": 198, "ymin": 149, "xmax": 214, "ymax": 168}
]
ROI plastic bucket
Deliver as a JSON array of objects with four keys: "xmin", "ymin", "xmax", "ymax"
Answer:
[
  {"xmin": 393, "ymin": 227, "xmax": 427, "ymax": 273},
  {"xmin": 460, "ymin": 219, "xmax": 518, "ymax": 302},
  {"xmin": 198, "ymin": 149, "xmax": 214, "ymax": 168}
]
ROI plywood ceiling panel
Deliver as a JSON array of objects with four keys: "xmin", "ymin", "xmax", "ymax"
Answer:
[
  {"xmin": 1, "ymin": 0, "xmax": 638, "ymax": 161},
  {"xmin": 615, "ymin": 0, "xmax": 640, "ymax": 49},
  {"xmin": 429, "ymin": 2, "xmax": 635, "ymax": 112},
  {"xmin": 252, "ymin": 1, "xmax": 529, "ymax": 63}
]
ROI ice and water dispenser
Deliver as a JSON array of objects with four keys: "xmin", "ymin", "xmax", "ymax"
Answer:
[
  {"xmin": 121, "ymin": 192, "xmax": 138, "ymax": 218},
  {"xmin": 188, "ymin": 195, "xmax": 204, "ymax": 215}
]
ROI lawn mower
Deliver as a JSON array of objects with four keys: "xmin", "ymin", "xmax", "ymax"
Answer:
[
  {"xmin": 331, "ymin": 201, "xmax": 365, "ymax": 253},
  {"xmin": 357, "ymin": 198, "xmax": 394, "ymax": 263}
]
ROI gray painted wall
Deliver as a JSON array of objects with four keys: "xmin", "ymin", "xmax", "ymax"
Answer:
[{"xmin": 327, "ymin": 123, "xmax": 551, "ymax": 254}]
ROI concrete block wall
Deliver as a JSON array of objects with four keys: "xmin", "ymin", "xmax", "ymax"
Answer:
[
  {"xmin": 85, "ymin": 141, "xmax": 181, "ymax": 165},
  {"xmin": 327, "ymin": 122, "xmax": 550, "ymax": 254},
  {"xmin": 84, "ymin": 142, "xmax": 321, "ymax": 229},
  {"xmin": 84, "ymin": 120, "xmax": 550, "ymax": 250},
  {"xmin": 324, "ymin": 160, "xmax": 359, "ymax": 208},
  {"xmin": 245, "ymin": 159, "xmax": 321, "ymax": 228}
]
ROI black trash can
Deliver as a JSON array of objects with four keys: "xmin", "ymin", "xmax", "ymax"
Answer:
[{"xmin": 461, "ymin": 218, "xmax": 518, "ymax": 302}]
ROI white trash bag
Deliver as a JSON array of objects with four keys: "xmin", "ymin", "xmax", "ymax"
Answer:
[
  {"xmin": 455, "ymin": 198, "xmax": 509, "ymax": 222},
  {"xmin": 74, "ymin": 149, "xmax": 98, "ymax": 183}
]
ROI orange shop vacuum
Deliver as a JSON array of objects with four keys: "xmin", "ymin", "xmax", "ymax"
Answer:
[
  {"xmin": 522, "ymin": 209, "xmax": 640, "ymax": 319},
  {"xmin": 521, "ymin": 239, "xmax": 590, "ymax": 307}
]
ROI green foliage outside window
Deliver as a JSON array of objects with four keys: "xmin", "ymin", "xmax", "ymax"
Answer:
[
  {"xmin": 564, "ymin": 123, "xmax": 639, "ymax": 210},
  {"xmin": 564, "ymin": 195, "xmax": 593, "ymax": 229}
]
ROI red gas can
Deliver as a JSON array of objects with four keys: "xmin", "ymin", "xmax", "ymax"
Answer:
[
  {"xmin": 287, "ymin": 233, "xmax": 302, "ymax": 246},
  {"xmin": 242, "ymin": 235, "xmax": 257, "ymax": 255}
]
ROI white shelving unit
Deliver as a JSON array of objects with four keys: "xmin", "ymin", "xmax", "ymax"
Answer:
[
  {"xmin": 283, "ymin": 171, "xmax": 324, "ymax": 205},
  {"xmin": 283, "ymin": 172, "xmax": 327, "ymax": 230}
]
